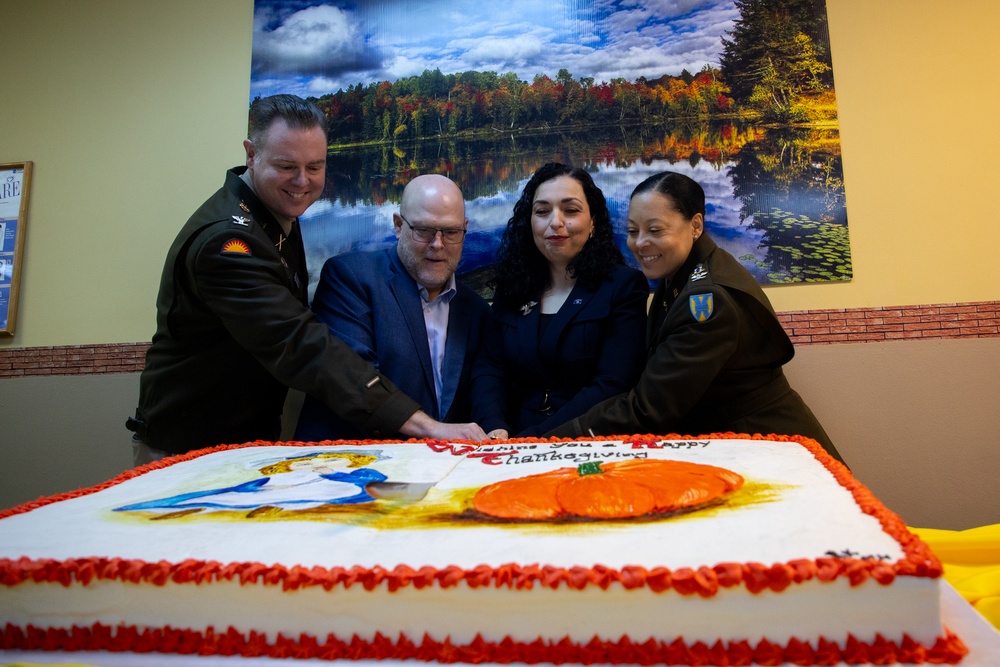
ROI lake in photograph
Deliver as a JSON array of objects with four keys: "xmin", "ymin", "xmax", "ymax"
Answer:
[{"xmin": 299, "ymin": 120, "xmax": 850, "ymax": 300}]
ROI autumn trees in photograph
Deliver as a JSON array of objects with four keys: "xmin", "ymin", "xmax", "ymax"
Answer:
[{"xmin": 292, "ymin": 0, "xmax": 836, "ymax": 147}]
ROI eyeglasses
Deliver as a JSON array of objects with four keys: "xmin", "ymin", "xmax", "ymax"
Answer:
[{"xmin": 400, "ymin": 215, "xmax": 466, "ymax": 245}]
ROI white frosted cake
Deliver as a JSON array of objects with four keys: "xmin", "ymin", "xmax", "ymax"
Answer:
[{"xmin": 0, "ymin": 434, "xmax": 967, "ymax": 664}]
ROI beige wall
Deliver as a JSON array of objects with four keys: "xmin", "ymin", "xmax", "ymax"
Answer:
[
  {"xmin": 0, "ymin": 0, "xmax": 998, "ymax": 528},
  {"xmin": 775, "ymin": 0, "xmax": 1000, "ymax": 312},
  {"xmin": 783, "ymin": 338, "xmax": 1000, "ymax": 531},
  {"xmin": 0, "ymin": 0, "xmax": 252, "ymax": 348}
]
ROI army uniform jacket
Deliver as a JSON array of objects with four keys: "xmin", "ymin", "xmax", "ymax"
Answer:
[
  {"xmin": 131, "ymin": 168, "xmax": 419, "ymax": 454},
  {"xmin": 547, "ymin": 234, "xmax": 842, "ymax": 463}
]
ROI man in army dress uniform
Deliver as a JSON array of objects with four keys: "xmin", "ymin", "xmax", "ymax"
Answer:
[{"xmin": 127, "ymin": 95, "xmax": 486, "ymax": 464}]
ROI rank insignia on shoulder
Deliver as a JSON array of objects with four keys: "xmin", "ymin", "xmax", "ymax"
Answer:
[
  {"xmin": 231, "ymin": 215, "xmax": 250, "ymax": 226},
  {"xmin": 221, "ymin": 238, "xmax": 252, "ymax": 256},
  {"xmin": 690, "ymin": 263, "xmax": 708, "ymax": 281},
  {"xmin": 689, "ymin": 293, "xmax": 714, "ymax": 322}
]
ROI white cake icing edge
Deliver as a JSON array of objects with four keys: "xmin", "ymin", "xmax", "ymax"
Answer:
[{"xmin": 1, "ymin": 574, "xmax": 944, "ymax": 647}]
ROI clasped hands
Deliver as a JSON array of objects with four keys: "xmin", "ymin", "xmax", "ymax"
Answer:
[{"xmin": 399, "ymin": 410, "xmax": 507, "ymax": 443}]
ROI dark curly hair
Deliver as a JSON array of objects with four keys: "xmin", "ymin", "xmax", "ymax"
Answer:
[{"xmin": 492, "ymin": 163, "xmax": 624, "ymax": 308}]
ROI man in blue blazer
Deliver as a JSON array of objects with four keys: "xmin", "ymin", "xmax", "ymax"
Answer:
[{"xmin": 295, "ymin": 175, "xmax": 493, "ymax": 441}]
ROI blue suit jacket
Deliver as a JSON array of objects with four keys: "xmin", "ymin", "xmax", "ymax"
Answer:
[
  {"xmin": 295, "ymin": 248, "xmax": 493, "ymax": 441},
  {"xmin": 471, "ymin": 264, "xmax": 648, "ymax": 437}
]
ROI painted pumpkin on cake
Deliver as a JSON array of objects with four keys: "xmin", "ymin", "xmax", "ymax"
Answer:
[{"xmin": 472, "ymin": 459, "xmax": 744, "ymax": 519}]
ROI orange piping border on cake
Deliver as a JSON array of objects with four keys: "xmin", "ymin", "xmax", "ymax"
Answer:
[
  {"xmin": 0, "ymin": 622, "xmax": 969, "ymax": 664},
  {"xmin": 0, "ymin": 434, "xmax": 970, "ymax": 664}
]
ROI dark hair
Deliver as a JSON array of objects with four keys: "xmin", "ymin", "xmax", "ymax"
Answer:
[
  {"xmin": 630, "ymin": 171, "xmax": 705, "ymax": 221},
  {"xmin": 247, "ymin": 94, "xmax": 327, "ymax": 147},
  {"xmin": 492, "ymin": 162, "xmax": 624, "ymax": 308}
]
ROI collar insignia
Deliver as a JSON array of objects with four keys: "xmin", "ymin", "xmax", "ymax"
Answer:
[
  {"xmin": 239, "ymin": 201, "xmax": 251, "ymax": 213},
  {"xmin": 231, "ymin": 215, "xmax": 250, "ymax": 226},
  {"xmin": 573, "ymin": 298, "xmax": 583, "ymax": 305},
  {"xmin": 664, "ymin": 288, "xmax": 680, "ymax": 309},
  {"xmin": 520, "ymin": 301, "xmax": 538, "ymax": 317},
  {"xmin": 690, "ymin": 263, "xmax": 708, "ymax": 281}
]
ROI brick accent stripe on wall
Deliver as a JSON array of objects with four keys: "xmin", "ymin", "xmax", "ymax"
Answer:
[
  {"xmin": 0, "ymin": 343, "xmax": 148, "ymax": 379},
  {"xmin": 1, "ymin": 300, "xmax": 997, "ymax": 380},
  {"xmin": 776, "ymin": 300, "xmax": 999, "ymax": 345}
]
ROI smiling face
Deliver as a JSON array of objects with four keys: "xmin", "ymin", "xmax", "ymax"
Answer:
[
  {"xmin": 243, "ymin": 119, "xmax": 327, "ymax": 228},
  {"xmin": 626, "ymin": 190, "xmax": 703, "ymax": 281},
  {"xmin": 530, "ymin": 175, "xmax": 594, "ymax": 271}
]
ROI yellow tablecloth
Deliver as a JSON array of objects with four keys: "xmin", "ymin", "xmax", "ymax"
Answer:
[{"xmin": 913, "ymin": 523, "xmax": 1000, "ymax": 631}]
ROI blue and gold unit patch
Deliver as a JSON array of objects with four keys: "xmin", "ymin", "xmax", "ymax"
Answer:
[{"xmin": 689, "ymin": 294, "xmax": 714, "ymax": 322}]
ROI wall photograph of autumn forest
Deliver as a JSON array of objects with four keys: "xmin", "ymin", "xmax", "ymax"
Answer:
[{"xmin": 251, "ymin": 0, "xmax": 851, "ymax": 295}]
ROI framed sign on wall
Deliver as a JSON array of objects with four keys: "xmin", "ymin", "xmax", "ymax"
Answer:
[{"xmin": 0, "ymin": 161, "xmax": 33, "ymax": 336}]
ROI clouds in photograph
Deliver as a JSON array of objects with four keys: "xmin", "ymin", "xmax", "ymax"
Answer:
[{"xmin": 251, "ymin": 0, "xmax": 738, "ymax": 99}]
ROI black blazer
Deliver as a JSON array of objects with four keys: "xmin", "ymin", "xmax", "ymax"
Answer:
[{"xmin": 472, "ymin": 264, "xmax": 648, "ymax": 436}]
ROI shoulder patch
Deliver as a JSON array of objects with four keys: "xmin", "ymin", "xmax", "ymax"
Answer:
[
  {"xmin": 221, "ymin": 238, "xmax": 252, "ymax": 257},
  {"xmin": 689, "ymin": 293, "xmax": 714, "ymax": 322}
]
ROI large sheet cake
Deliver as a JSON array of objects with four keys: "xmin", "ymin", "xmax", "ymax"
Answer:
[{"xmin": 0, "ymin": 434, "xmax": 967, "ymax": 664}]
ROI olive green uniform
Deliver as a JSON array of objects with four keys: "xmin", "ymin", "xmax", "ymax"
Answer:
[{"xmin": 129, "ymin": 168, "xmax": 419, "ymax": 454}]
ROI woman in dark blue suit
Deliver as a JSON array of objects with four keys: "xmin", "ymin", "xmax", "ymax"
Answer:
[{"xmin": 472, "ymin": 163, "xmax": 648, "ymax": 438}]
